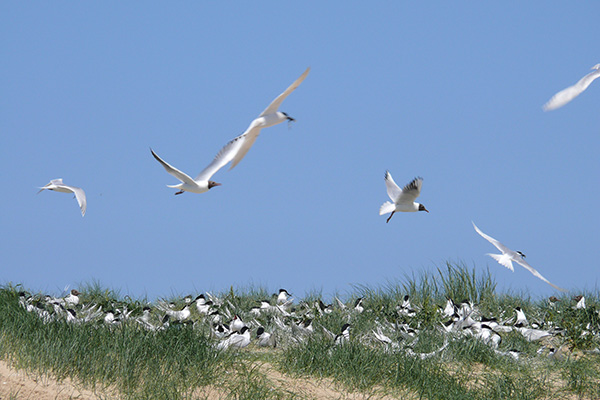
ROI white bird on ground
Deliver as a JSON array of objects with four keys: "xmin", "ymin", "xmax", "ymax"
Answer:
[
  {"xmin": 334, "ymin": 323, "xmax": 351, "ymax": 345},
  {"xmin": 217, "ymin": 326, "xmax": 251, "ymax": 350},
  {"xmin": 256, "ymin": 327, "xmax": 276, "ymax": 348},
  {"xmin": 379, "ymin": 172, "xmax": 428, "ymax": 223},
  {"xmin": 64, "ymin": 289, "xmax": 81, "ymax": 307},
  {"xmin": 230, "ymin": 315, "xmax": 245, "ymax": 333},
  {"xmin": 543, "ymin": 63, "xmax": 600, "ymax": 111},
  {"xmin": 515, "ymin": 307, "xmax": 528, "ymax": 327},
  {"xmin": 472, "ymin": 222, "xmax": 566, "ymax": 292},
  {"xmin": 574, "ymin": 295, "xmax": 586, "ymax": 310},
  {"xmin": 276, "ymin": 289, "xmax": 292, "ymax": 305},
  {"xmin": 226, "ymin": 67, "xmax": 310, "ymax": 170},
  {"xmin": 354, "ymin": 298, "xmax": 364, "ymax": 313},
  {"xmin": 38, "ymin": 179, "xmax": 87, "ymax": 216}
]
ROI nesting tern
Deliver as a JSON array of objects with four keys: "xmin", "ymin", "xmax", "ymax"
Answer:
[
  {"xmin": 472, "ymin": 222, "xmax": 566, "ymax": 292},
  {"xmin": 38, "ymin": 179, "xmax": 87, "ymax": 216},
  {"xmin": 379, "ymin": 172, "xmax": 428, "ymax": 223},
  {"xmin": 543, "ymin": 63, "xmax": 600, "ymax": 111}
]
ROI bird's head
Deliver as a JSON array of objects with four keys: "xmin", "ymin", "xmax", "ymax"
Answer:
[
  {"xmin": 418, "ymin": 204, "xmax": 429, "ymax": 213},
  {"xmin": 281, "ymin": 111, "xmax": 295, "ymax": 122},
  {"xmin": 208, "ymin": 181, "xmax": 221, "ymax": 189},
  {"xmin": 516, "ymin": 251, "xmax": 526, "ymax": 258}
]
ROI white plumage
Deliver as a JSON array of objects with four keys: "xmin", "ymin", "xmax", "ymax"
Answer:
[{"xmin": 543, "ymin": 63, "xmax": 600, "ymax": 111}]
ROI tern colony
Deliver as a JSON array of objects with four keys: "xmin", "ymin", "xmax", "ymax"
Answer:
[
  {"xmin": 17, "ymin": 286, "xmax": 600, "ymax": 358},
  {"xmin": 37, "ymin": 64, "xmax": 600, "ymax": 292}
]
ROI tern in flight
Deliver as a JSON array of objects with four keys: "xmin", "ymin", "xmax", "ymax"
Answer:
[
  {"xmin": 151, "ymin": 148, "xmax": 223, "ymax": 195},
  {"xmin": 151, "ymin": 68, "xmax": 310, "ymax": 194},
  {"xmin": 543, "ymin": 63, "xmax": 600, "ymax": 111},
  {"xmin": 472, "ymin": 222, "xmax": 566, "ymax": 292},
  {"xmin": 379, "ymin": 172, "xmax": 428, "ymax": 223},
  {"xmin": 227, "ymin": 67, "xmax": 310, "ymax": 169},
  {"xmin": 38, "ymin": 179, "xmax": 87, "ymax": 216}
]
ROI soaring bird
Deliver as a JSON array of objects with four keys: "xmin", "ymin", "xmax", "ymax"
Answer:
[
  {"xmin": 472, "ymin": 222, "xmax": 566, "ymax": 292},
  {"xmin": 543, "ymin": 63, "xmax": 600, "ymax": 111},
  {"xmin": 379, "ymin": 172, "xmax": 428, "ymax": 223},
  {"xmin": 38, "ymin": 179, "xmax": 87, "ymax": 217},
  {"xmin": 150, "ymin": 148, "xmax": 222, "ymax": 195},
  {"xmin": 228, "ymin": 67, "xmax": 310, "ymax": 169},
  {"xmin": 150, "ymin": 68, "xmax": 310, "ymax": 195}
]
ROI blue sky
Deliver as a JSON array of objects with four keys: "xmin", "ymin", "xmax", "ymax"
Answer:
[{"xmin": 2, "ymin": 3, "xmax": 599, "ymax": 300}]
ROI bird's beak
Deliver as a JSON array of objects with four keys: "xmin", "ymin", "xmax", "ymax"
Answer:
[{"xmin": 209, "ymin": 182, "xmax": 222, "ymax": 189}]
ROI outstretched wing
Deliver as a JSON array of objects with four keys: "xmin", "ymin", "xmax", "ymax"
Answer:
[
  {"xmin": 543, "ymin": 65, "xmax": 600, "ymax": 111},
  {"xmin": 150, "ymin": 149, "xmax": 196, "ymax": 185},
  {"xmin": 259, "ymin": 67, "xmax": 310, "ymax": 117},
  {"xmin": 228, "ymin": 122, "xmax": 262, "ymax": 171},
  {"xmin": 195, "ymin": 131, "xmax": 252, "ymax": 180},
  {"xmin": 384, "ymin": 171, "xmax": 402, "ymax": 202},
  {"xmin": 514, "ymin": 257, "xmax": 567, "ymax": 292},
  {"xmin": 396, "ymin": 177, "xmax": 423, "ymax": 205},
  {"xmin": 68, "ymin": 186, "xmax": 87, "ymax": 217},
  {"xmin": 472, "ymin": 222, "xmax": 513, "ymax": 255}
]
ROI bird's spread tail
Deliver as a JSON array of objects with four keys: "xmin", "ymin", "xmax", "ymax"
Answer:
[
  {"xmin": 379, "ymin": 201, "xmax": 395, "ymax": 216},
  {"xmin": 487, "ymin": 253, "xmax": 514, "ymax": 271}
]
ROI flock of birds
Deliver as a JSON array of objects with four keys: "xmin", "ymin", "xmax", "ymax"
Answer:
[
  {"xmin": 36, "ymin": 63, "xmax": 600, "ymax": 292},
  {"xmin": 17, "ymin": 287, "xmax": 599, "ymax": 359}
]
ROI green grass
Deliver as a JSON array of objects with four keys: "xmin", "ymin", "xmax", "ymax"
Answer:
[{"xmin": 1, "ymin": 262, "xmax": 599, "ymax": 399}]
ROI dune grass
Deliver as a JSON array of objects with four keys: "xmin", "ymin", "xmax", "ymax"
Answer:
[{"xmin": 0, "ymin": 263, "xmax": 599, "ymax": 399}]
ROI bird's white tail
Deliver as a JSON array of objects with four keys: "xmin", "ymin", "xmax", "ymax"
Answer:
[
  {"xmin": 379, "ymin": 201, "xmax": 395, "ymax": 215},
  {"xmin": 487, "ymin": 253, "xmax": 514, "ymax": 271}
]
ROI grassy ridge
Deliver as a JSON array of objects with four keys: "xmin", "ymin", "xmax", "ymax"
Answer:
[{"xmin": 0, "ymin": 263, "xmax": 599, "ymax": 399}]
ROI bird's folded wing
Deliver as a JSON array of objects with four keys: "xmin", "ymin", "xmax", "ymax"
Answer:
[{"xmin": 259, "ymin": 67, "xmax": 310, "ymax": 117}]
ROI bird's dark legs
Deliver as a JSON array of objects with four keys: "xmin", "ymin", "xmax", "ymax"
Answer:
[
  {"xmin": 386, "ymin": 211, "xmax": 395, "ymax": 223},
  {"xmin": 175, "ymin": 191, "xmax": 184, "ymax": 195}
]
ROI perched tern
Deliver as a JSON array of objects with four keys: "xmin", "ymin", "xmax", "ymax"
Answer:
[
  {"xmin": 472, "ymin": 222, "xmax": 566, "ymax": 292},
  {"xmin": 217, "ymin": 326, "xmax": 251, "ymax": 350},
  {"xmin": 276, "ymin": 289, "xmax": 292, "ymax": 305},
  {"xmin": 379, "ymin": 172, "xmax": 428, "ymax": 223},
  {"xmin": 38, "ymin": 179, "xmax": 87, "ymax": 216},
  {"xmin": 256, "ymin": 327, "xmax": 276, "ymax": 348},
  {"xmin": 228, "ymin": 67, "xmax": 310, "ymax": 169},
  {"xmin": 543, "ymin": 63, "xmax": 600, "ymax": 111}
]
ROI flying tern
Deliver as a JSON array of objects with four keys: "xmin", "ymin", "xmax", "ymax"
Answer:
[
  {"xmin": 227, "ymin": 67, "xmax": 310, "ymax": 169},
  {"xmin": 150, "ymin": 148, "xmax": 223, "ymax": 195},
  {"xmin": 472, "ymin": 222, "xmax": 566, "ymax": 292},
  {"xmin": 379, "ymin": 172, "xmax": 428, "ymax": 223},
  {"xmin": 38, "ymin": 179, "xmax": 87, "ymax": 216},
  {"xmin": 543, "ymin": 63, "xmax": 600, "ymax": 111}
]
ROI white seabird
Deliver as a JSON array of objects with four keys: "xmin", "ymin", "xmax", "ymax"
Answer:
[
  {"xmin": 38, "ymin": 179, "xmax": 87, "ymax": 216},
  {"xmin": 150, "ymin": 148, "xmax": 223, "ymax": 195},
  {"xmin": 217, "ymin": 326, "xmax": 251, "ymax": 350},
  {"xmin": 543, "ymin": 63, "xmax": 600, "ymax": 111},
  {"xmin": 379, "ymin": 172, "xmax": 428, "ymax": 223},
  {"xmin": 227, "ymin": 67, "xmax": 310, "ymax": 169},
  {"xmin": 472, "ymin": 222, "xmax": 566, "ymax": 292}
]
